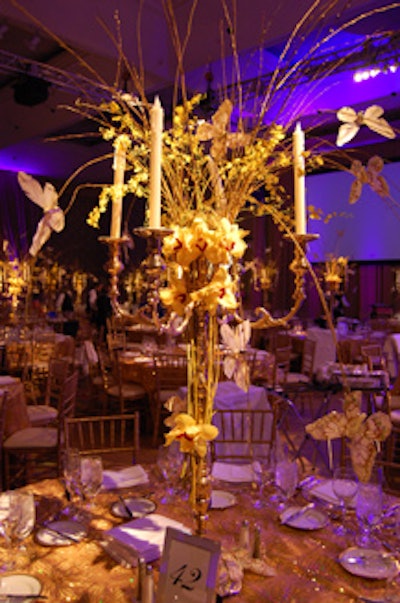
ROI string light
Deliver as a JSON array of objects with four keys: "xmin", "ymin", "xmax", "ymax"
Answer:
[{"xmin": 354, "ymin": 64, "xmax": 398, "ymax": 82}]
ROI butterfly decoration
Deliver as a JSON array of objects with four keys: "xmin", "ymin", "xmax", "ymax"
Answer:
[
  {"xmin": 348, "ymin": 155, "xmax": 390, "ymax": 204},
  {"xmin": 18, "ymin": 171, "xmax": 65, "ymax": 257},
  {"xmin": 220, "ymin": 319, "xmax": 251, "ymax": 391},
  {"xmin": 336, "ymin": 105, "xmax": 395, "ymax": 147},
  {"xmin": 196, "ymin": 98, "xmax": 250, "ymax": 162}
]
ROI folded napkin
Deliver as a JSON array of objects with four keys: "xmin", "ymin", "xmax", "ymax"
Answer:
[
  {"xmin": 212, "ymin": 462, "xmax": 255, "ymax": 483},
  {"xmin": 309, "ymin": 479, "xmax": 356, "ymax": 508},
  {"xmin": 102, "ymin": 465, "xmax": 149, "ymax": 490},
  {"xmin": 106, "ymin": 513, "xmax": 190, "ymax": 563}
]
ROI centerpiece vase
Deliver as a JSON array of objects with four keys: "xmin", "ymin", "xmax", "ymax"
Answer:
[{"xmin": 186, "ymin": 257, "xmax": 220, "ymax": 536}]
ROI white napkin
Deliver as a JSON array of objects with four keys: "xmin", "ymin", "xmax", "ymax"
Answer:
[
  {"xmin": 211, "ymin": 461, "xmax": 255, "ymax": 483},
  {"xmin": 309, "ymin": 479, "xmax": 356, "ymax": 508},
  {"xmin": 107, "ymin": 513, "xmax": 190, "ymax": 563},
  {"xmin": 102, "ymin": 465, "xmax": 149, "ymax": 490}
]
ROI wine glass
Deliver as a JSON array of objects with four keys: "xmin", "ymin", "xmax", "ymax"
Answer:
[
  {"xmin": 62, "ymin": 448, "xmax": 82, "ymax": 506},
  {"xmin": 356, "ymin": 480, "xmax": 383, "ymax": 548},
  {"xmin": 80, "ymin": 456, "xmax": 103, "ymax": 508},
  {"xmin": 332, "ymin": 467, "xmax": 358, "ymax": 536},
  {"xmin": 157, "ymin": 444, "xmax": 183, "ymax": 504},
  {"xmin": 0, "ymin": 491, "xmax": 35, "ymax": 569},
  {"xmin": 275, "ymin": 458, "xmax": 299, "ymax": 510},
  {"xmin": 251, "ymin": 453, "xmax": 276, "ymax": 509}
]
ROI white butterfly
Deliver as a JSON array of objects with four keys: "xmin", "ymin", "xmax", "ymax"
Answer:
[
  {"xmin": 220, "ymin": 320, "xmax": 251, "ymax": 391},
  {"xmin": 336, "ymin": 105, "xmax": 395, "ymax": 147},
  {"xmin": 18, "ymin": 171, "xmax": 65, "ymax": 257}
]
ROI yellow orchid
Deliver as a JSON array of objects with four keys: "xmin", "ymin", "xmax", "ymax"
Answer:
[
  {"xmin": 164, "ymin": 413, "xmax": 219, "ymax": 458},
  {"xmin": 190, "ymin": 266, "xmax": 238, "ymax": 312},
  {"xmin": 159, "ymin": 277, "xmax": 189, "ymax": 316}
]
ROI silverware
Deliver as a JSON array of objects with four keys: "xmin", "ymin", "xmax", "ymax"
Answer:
[
  {"xmin": 118, "ymin": 495, "xmax": 133, "ymax": 518},
  {"xmin": 38, "ymin": 524, "xmax": 81, "ymax": 544},
  {"xmin": 281, "ymin": 502, "xmax": 315, "ymax": 525}
]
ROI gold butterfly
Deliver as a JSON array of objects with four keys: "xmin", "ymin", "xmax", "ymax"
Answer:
[
  {"xmin": 336, "ymin": 105, "xmax": 395, "ymax": 147},
  {"xmin": 348, "ymin": 155, "xmax": 390, "ymax": 204},
  {"xmin": 196, "ymin": 99, "xmax": 249, "ymax": 161}
]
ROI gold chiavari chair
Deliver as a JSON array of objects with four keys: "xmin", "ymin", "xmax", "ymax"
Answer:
[
  {"xmin": 64, "ymin": 413, "xmax": 140, "ymax": 467},
  {"xmin": 26, "ymin": 357, "xmax": 71, "ymax": 427},
  {"xmin": 211, "ymin": 407, "xmax": 278, "ymax": 465},
  {"xmin": 3, "ymin": 371, "xmax": 79, "ymax": 488},
  {"xmin": 152, "ymin": 352, "xmax": 188, "ymax": 446}
]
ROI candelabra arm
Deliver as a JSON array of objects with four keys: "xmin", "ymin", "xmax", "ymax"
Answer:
[{"xmin": 250, "ymin": 233, "xmax": 318, "ymax": 330}]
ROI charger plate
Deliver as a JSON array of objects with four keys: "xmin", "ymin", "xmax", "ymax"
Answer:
[
  {"xmin": 0, "ymin": 574, "xmax": 42, "ymax": 601},
  {"xmin": 111, "ymin": 497, "xmax": 156, "ymax": 519},
  {"xmin": 339, "ymin": 547, "xmax": 399, "ymax": 580}
]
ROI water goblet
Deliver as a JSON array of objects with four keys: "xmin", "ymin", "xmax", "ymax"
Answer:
[
  {"xmin": 356, "ymin": 480, "xmax": 383, "ymax": 548},
  {"xmin": 157, "ymin": 444, "xmax": 183, "ymax": 504},
  {"xmin": 251, "ymin": 454, "xmax": 275, "ymax": 509},
  {"xmin": 62, "ymin": 448, "xmax": 82, "ymax": 505},
  {"xmin": 0, "ymin": 491, "xmax": 35, "ymax": 569},
  {"xmin": 332, "ymin": 467, "xmax": 358, "ymax": 536},
  {"xmin": 80, "ymin": 456, "xmax": 103, "ymax": 509},
  {"xmin": 275, "ymin": 458, "xmax": 299, "ymax": 510}
]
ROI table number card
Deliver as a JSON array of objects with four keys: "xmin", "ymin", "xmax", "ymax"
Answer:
[{"xmin": 156, "ymin": 527, "xmax": 221, "ymax": 603}]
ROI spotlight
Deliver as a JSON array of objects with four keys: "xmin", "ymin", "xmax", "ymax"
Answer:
[{"xmin": 13, "ymin": 76, "xmax": 50, "ymax": 107}]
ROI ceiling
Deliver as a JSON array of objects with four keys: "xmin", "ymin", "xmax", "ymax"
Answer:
[{"xmin": 0, "ymin": 0, "xmax": 399, "ymax": 181}]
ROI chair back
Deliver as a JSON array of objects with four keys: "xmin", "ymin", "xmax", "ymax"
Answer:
[
  {"xmin": 0, "ymin": 390, "xmax": 8, "ymax": 489},
  {"xmin": 5, "ymin": 342, "xmax": 28, "ymax": 376},
  {"xmin": 211, "ymin": 407, "xmax": 277, "ymax": 464},
  {"xmin": 301, "ymin": 338, "xmax": 316, "ymax": 378},
  {"xmin": 57, "ymin": 371, "xmax": 79, "ymax": 425},
  {"xmin": 377, "ymin": 418, "xmax": 400, "ymax": 493},
  {"xmin": 151, "ymin": 352, "xmax": 188, "ymax": 445},
  {"xmin": 360, "ymin": 344, "xmax": 386, "ymax": 371},
  {"xmin": 273, "ymin": 345, "xmax": 292, "ymax": 387},
  {"xmin": 43, "ymin": 357, "xmax": 71, "ymax": 407},
  {"xmin": 64, "ymin": 413, "xmax": 140, "ymax": 465}
]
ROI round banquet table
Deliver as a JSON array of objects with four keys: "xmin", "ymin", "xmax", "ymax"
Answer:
[{"xmin": 1, "ymin": 467, "xmax": 398, "ymax": 603}]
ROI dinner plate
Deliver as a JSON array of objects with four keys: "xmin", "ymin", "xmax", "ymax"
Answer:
[
  {"xmin": 307, "ymin": 479, "xmax": 357, "ymax": 508},
  {"xmin": 210, "ymin": 490, "xmax": 237, "ymax": 509},
  {"xmin": 111, "ymin": 497, "xmax": 156, "ymax": 519},
  {"xmin": 35, "ymin": 520, "xmax": 87, "ymax": 546},
  {"xmin": 0, "ymin": 574, "xmax": 42, "ymax": 601},
  {"xmin": 338, "ymin": 547, "xmax": 400, "ymax": 580},
  {"xmin": 280, "ymin": 505, "xmax": 329, "ymax": 530}
]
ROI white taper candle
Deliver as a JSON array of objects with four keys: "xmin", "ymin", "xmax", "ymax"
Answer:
[
  {"xmin": 149, "ymin": 96, "xmax": 164, "ymax": 229},
  {"xmin": 110, "ymin": 144, "xmax": 126, "ymax": 238},
  {"xmin": 293, "ymin": 122, "xmax": 306, "ymax": 235}
]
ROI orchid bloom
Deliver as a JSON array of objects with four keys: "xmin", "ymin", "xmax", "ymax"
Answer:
[
  {"xmin": 159, "ymin": 277, "xmax": 189, "ymax": 315},
  {"xmin": 164, "ymin": 413, "xmax": 219, "ymax": 457},
  {"xmin": 190, "ymin": 266, "xmax": 237, "ymax": 312}
]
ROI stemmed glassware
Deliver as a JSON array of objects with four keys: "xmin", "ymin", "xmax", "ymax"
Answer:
[
  {"xmin": 332, "ymin": 467, "xmax": 358, "ymax": 536},
  {"xmin": 356, "ymin": 474, "xmax": 383, "ymax": 548},
  {"xmin": 0, "ymin": 490, "xmax": 36, "ymax": 570},
  {"xmin": 251, "ymin": 453, "xmax": 276, "ymax": 509},
  {"xmin": 274, "ymin": 458, "xmax": 299, "ymax": 510},
  {"xmin": 157, "ymin": 444, "xmax": 184, "ymax": 504},
  {"xmin": 80, "ymin": 456, "xmax": 104, "ymax": 509},
  {"xmin": 62, "ymin": 448, "xmax": 82, "ymax": 508}
]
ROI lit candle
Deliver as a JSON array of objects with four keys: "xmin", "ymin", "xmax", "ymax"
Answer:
[
  {"xmin": 149, "ymin": 96, "xmax": 164, "ymax": 229},
  {"xmin": 110, "ymin": 142, "xmax": 126, "ymax": 238},
  {"xmin": 293, "ymin": 122, "xmax": 306, "ymax": 235}
]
